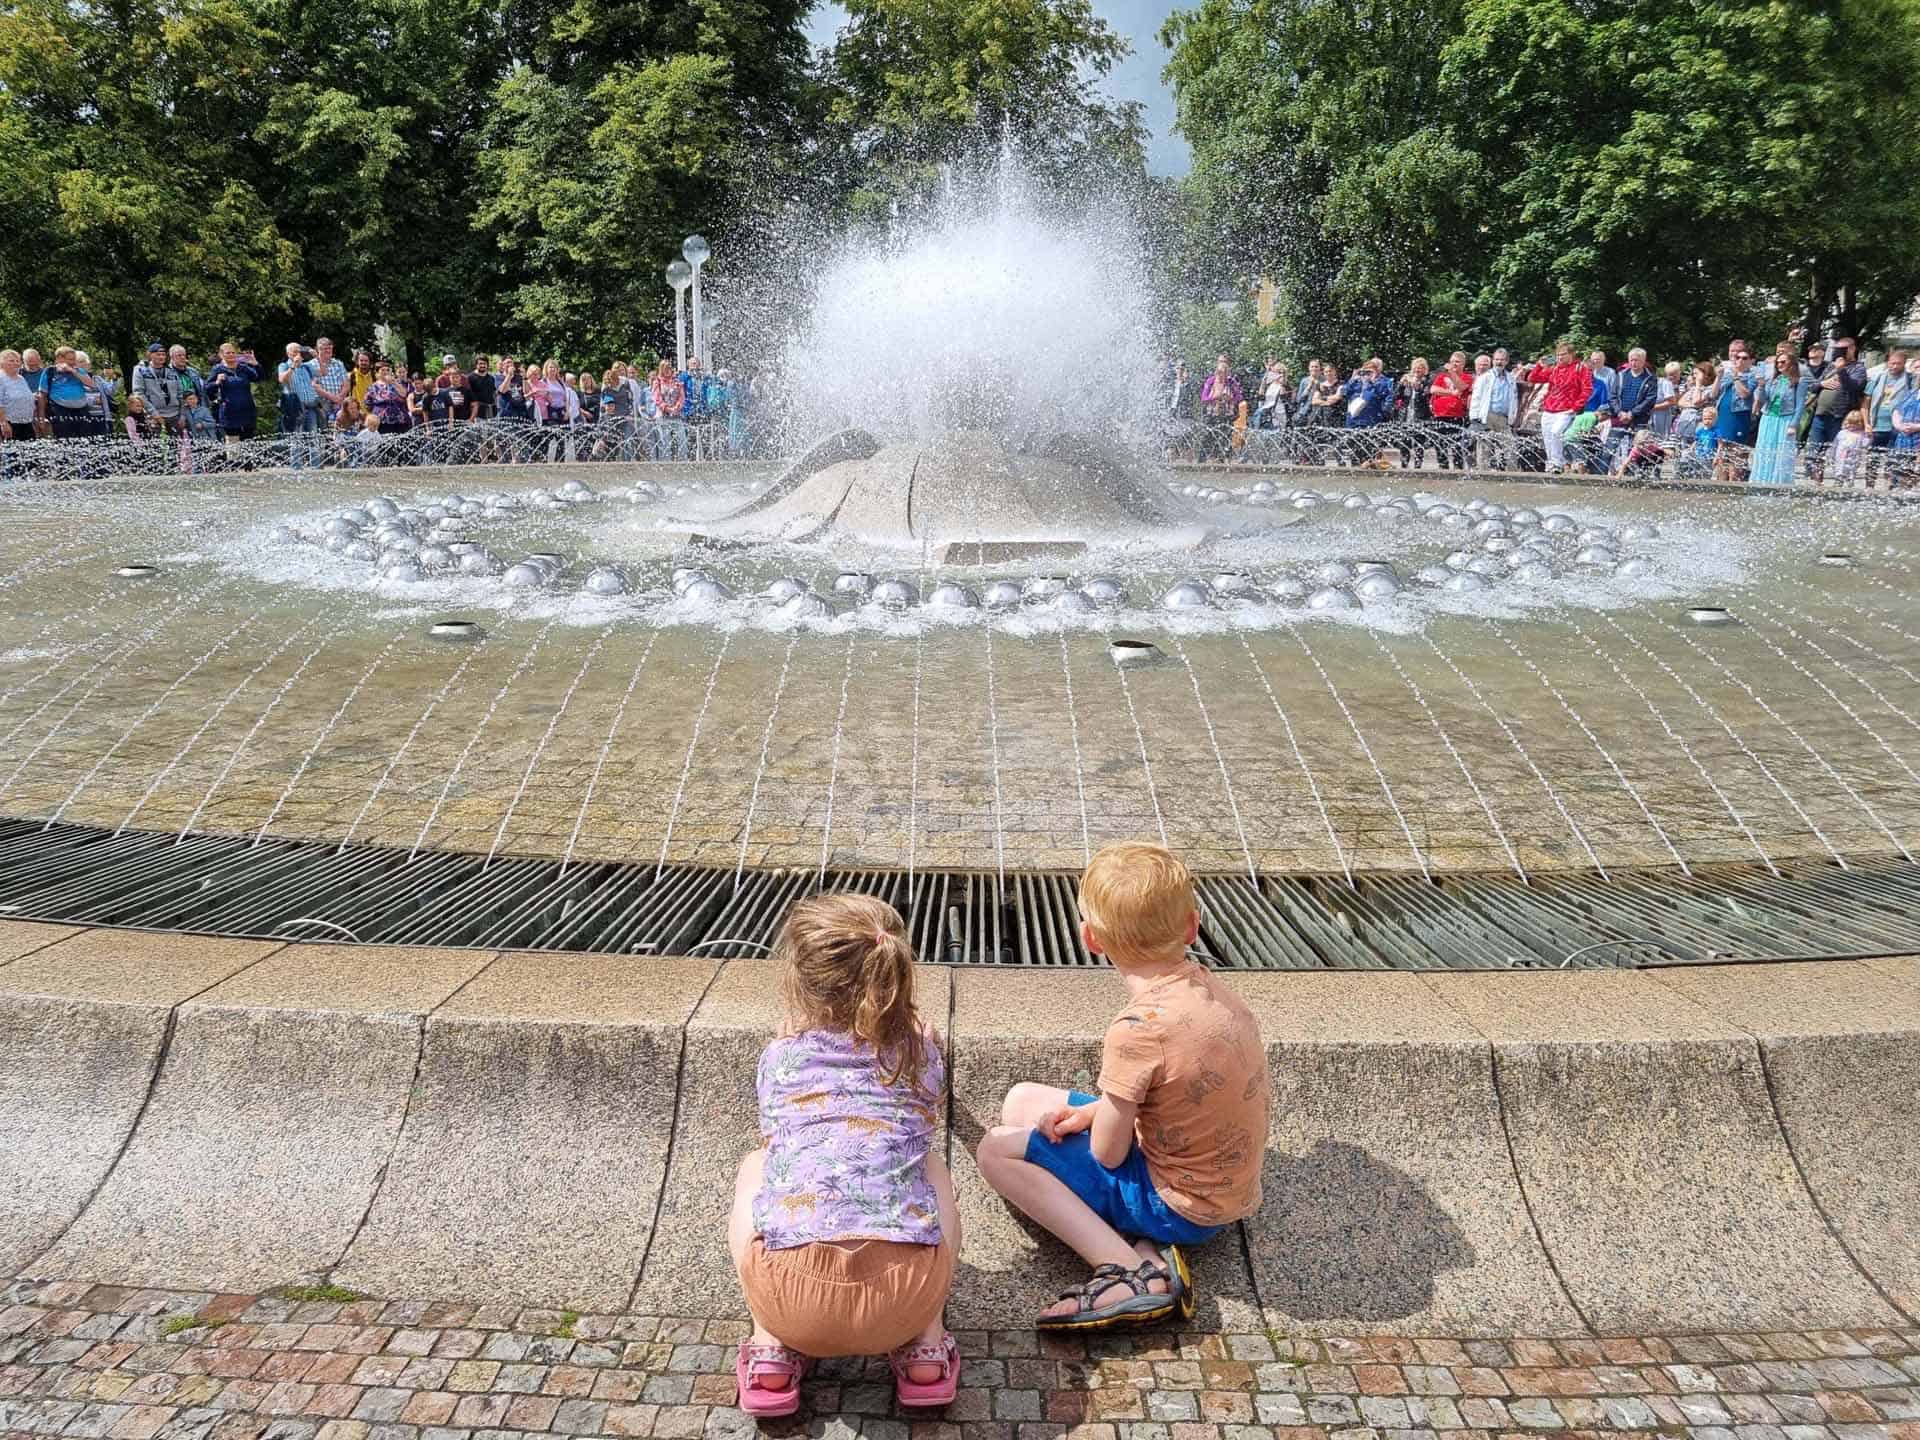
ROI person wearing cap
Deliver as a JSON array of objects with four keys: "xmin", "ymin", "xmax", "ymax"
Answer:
[
  {"xmin": 430, "ymin": 354, "xmax": 470, "ymax": 430},
  {"xmin": 132, "ymin": 341, "xmax": 186, "ymax": 437}
]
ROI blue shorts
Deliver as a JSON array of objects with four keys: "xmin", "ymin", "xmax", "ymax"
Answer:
[{"xmin": 1021, "ymin": 1091, "xmax": 1223, "ymax": 1246}]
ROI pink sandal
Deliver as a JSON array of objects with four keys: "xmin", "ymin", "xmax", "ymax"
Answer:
[
  {"xmin": 888, "ymin": 1330, "xmax": 960, "ymax": 1407},
  {"xmin": 735, "ymin": 1340, "xmax": 808, "ymax": 1417}
]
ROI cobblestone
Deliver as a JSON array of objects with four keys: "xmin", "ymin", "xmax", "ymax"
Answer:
[{"xmin": 1, "ymin": 1280, "xmax": 1918, "ymax": 1440}]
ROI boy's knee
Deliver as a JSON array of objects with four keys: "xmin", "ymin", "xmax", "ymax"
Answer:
[
  {"xmin": 1000, "ymin": 1081, "xmax": 1050, "ymax": 1128},
  {"xmin": 974, "ymin": 1124, "xmax": 1027, "ymax": 1179}
]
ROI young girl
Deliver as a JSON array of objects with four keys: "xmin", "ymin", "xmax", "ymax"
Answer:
[
  {"xmin": 1832, "ymin": 410, "xmax": 1870, "ymax": 486},
  {"xmin": 730, "ymin": 894, "xmax": 961, "ymax": 1417}
]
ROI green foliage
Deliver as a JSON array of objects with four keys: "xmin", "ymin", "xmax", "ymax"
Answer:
[
  {"xmin": 1164, "ymin": 0, "xmax": 1920, "ymax": 362},
  {"xmin": 275, "ymin": 1283, "xmax": 366, "ymax": 1304}
]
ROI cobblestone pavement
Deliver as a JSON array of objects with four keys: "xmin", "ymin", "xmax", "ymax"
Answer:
[{"xmin": 3, "ymin": 1280, "xmax": 1918, "ymax": 1440}]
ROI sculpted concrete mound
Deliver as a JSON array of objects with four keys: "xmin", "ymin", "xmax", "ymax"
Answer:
[
  {"xmin": 679, "ymin": 429, "xmax": 1233, "ymax": 551},
  {"xmin": 4, "ymin": 921, "xmax": 1918, "ymax": 1335}
]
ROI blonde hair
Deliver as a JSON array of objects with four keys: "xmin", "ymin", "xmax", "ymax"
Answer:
[
  {"xmin": 776, "ymin": 893, "xmax": 925, "ymax": 1087},
  {"xmin": 1079, "ymin": 842, "xmax": 1196, "ymax": 961}
]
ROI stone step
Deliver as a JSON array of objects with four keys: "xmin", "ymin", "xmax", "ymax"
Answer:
[{"xmin": 2, "ymin": 921, "xmax": 1915, "ymax": 1334}]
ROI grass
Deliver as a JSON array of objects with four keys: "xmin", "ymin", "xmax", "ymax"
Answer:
[
  {"xmin": 160, "ymin": 1314, "xmax": 230, "ymax": 1337},
  {"xmin": 274, "ymin": 1283, "xmax": 367, "ymax": 1304},
  {"xmin": 553, "ymin": 1310, "xmax": 580, "ymax": 1339}
]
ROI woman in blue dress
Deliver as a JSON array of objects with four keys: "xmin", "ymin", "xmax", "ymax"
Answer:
[
  {"xmin": 1891, "ymin": 383, "xmax": 1920, "ymax": 488},
  {"xmin": 1749, "ymin": 347, "xmax": 1811, "ymax": 486}
]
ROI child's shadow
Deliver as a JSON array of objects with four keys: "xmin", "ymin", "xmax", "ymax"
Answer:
[{"xmin": 1256, "ymin": 1139, "xmax": 1475, "ymax": 1323}]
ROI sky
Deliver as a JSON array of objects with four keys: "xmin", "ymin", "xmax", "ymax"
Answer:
[{"xmin": 802, "ymin": 0, "xmax": 1194, "ymax": 176}]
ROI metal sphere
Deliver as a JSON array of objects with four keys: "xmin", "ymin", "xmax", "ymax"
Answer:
[
  {"xmin": 1353, "ymin": 561, "xmax": 1396, "ymax": 578},
  {"xmin": 527, "ymin": 488, "xmax": 554, "ymax": 505},
  {"xmin": 269, "ymin": 525, "xmax": 298, "ymax": 546},
  {"xmin": 1443, "ymin": 570, "xmax": 1491, "ymax": 592},
  {"xmin": 1481, "ymin": 504, "xmax": 1509, "ymax": 521},
  {"xmin": 1372, "ymin": 504, "xmax": 1401, "ymax": 518},
  {"xmin": 1162, "ymin": 580, "xmax": 1214, "ymax": 610},
  {"xmin": 584, "ymin": 566, "xmax": 628, "ymax": 596},
  {"xmin": 1472, "ymin": 519, "xmax": 1511, "ymax": 539},
  {"xmin": 1574, "ymin": 545, "xmax": 1618, "ymax": 566},
  {"xmin": 486, "ymin": 492, "xmax": 518, "ymax": 510},
  {"xmin": 1415, "ymin": 565, "xmax": 1455, "ymax": 585},
  {"xmin": 344, "ymin": 539, "xmax": 378, "ymax": 562},
  {"xmin": 776, "ymin": 591, "xmax": 831, "ymax": 619},
  {"xmin": 366, "ymin": 497, "xmax": 399, "ymax": 520},
  {"xmin": 1424, "ymin": 504, "xmax": 1456, "ymax": 520},
  {"xmin": 1578, "ymin": 527, "xmax": 1615, "ymax": 547},
  {"xmin": 1465, "ymin": 555, "xmax": 1503, "ymax": 576},
  {"xmin": 631, "ymin": 481, "xmax": 663, "ymax": 503},
  {"xmin": 1293, "ymin": 496, "xmax": 1321, "ymax": 510},
  {"xmin": 666, "ymin": 258, "xmax": 692, "ymax": 289},
  {"xmin": 1244, "ymin": 490, "xmax": 1276, "ymax": 507},
  {"xmin": 323, "ymin": 532, "xmax": 353, "ymax": 554},
  {"xmin": 1343, "ymin": 493, "xmax": 1371, "ymax": 509},
  {"xmin": 1509, "ymin": 508, "xmax": 1541, "ymax": 525},
  {"xmin": 680, "ymin": 578, "xmax": 734, "ymax": 604},
  {"xmin": 504, "ymin": 563, "xmax": 545, "ymax": 588},
  {"xmin": 870, "ymin": 579, "xmax": 919, "ymax": 608},
  {"xmin": 460, "ymin": 499, "xmax": 485, "ymax": 517},
  {"xmin": 983, "ymin": 581, "xmax": 1025, "ymax": 610},
  {"xmin": 422, "ymin": 505, "xmax": 450, "ymax": 523},
  {"xmin": 1052, "ymin": 590, "xmax": 1099, "ymax": 614},
  {"xmin": 1251, "ymin": 480, "xmax": 1276, "ymax": 495},
  {"xmin": 529, "ymin": 552, "xmax": 566, "ymax": 575},
  {"xmin": 1541, "ymin": 513, "xmax": 1577, "ymax": 532},
  {"xmin": 683, "ymin": 234, "xmax": 711, "ymax": 266},
  {"xmin": 1355, "ymin": 571, "xmax": 1401, "ymax": 601},
  {"xmin": 1621, "ymin": 523, "xmax": 1661, "ymax": 542},
  {"xmin": 1446, "ymin": 549, "xmax": 1476, "ymax": 570},
  {"xmin": 559, "ymin": 478, "xmax": 591, "ymax": 497},
  {"xmin": 341, "ymin": 507, "xmax": 374, "ymax": 528},
  {"xmin": 1081, "ymin": 577, "xmax": 1127, "ymax": 605},
  {"xmin": 417, "ymin": 545, "xmax": 454, "ymax": 571},
  {"xmin": 1267, "ymin": 577, "xmax": 1309, "ymax": 603},
  {"xmin": 459, "ymin": 551, "xmax": 500, "ymax": 577},
  {"xmin": 832, "ymin": 571, "xmax": 873, "ymax": 596},
  {"xmin": 1614, "ymin": 556, "xmax": 1654, "ymax": 578},
  {"xmin": 1315, "ymin": 560, "xmax": 1355, "ymax": 585},
  {"xmin": 323, "ymin": 516, "xmax": 359, "ymax": 539},
  {"xmin": 1181, "ymin": 484, "xmax": 1202, "ymax": 498},
  {"xmin": 562, "ymin": 483, "xmax": 598, "ymax": 504},
  {"xmin": 1289, "ymin": 488, "xmax": 1322, "ymax": 502},
  {"xmin": 1441, "ymin": 510, "xmax": 1474, "ymax": 528},
  {"xmin": 928, "ymin": 583, "xmax": 979, "ymax": 609},
  {"xmin": 1483, "ymin": 536, "xmax": 1519, "ymax": 554},
  {"xmin": 1464, "ymin": 497, "xmax": 1488, "ymax": 512},
  {"xmin": 672, "ymin": 567, "xmax": 711, "ymax": 594},
  {"xmin": 383, "ymin": 561, "xmax": 424, "ymax": 583},
  {"xmin": 1213, "ymin": 572, "xmax": 1257, "ymax": 596},
  {"xmin": 1022, "ymin": 576, "xmax": 1069, "ymax": 599},
  {"xmin": 1512, "ymin": 561, "xmax": 1555, "ymax": 583},
  {"xmin": 1307, "ymin": 586, "xmax": 1357, "ymax": 611},
  {"xmin": 764, "ymin": 577, "xmax": 808, "ymax": 603}
]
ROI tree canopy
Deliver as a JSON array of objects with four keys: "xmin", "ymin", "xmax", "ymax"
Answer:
[{"xmin": 1163, "ymin": 0, "xmax": 1920, "ymax": 363}]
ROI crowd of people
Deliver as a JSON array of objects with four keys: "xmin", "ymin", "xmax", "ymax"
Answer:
[
  {"xmin": 0, "ymin": 338, "xmax": 762, "ymax": 476},
  {"xmin": 1168, "ymin": 334, "xmax": 1920, "ymax": 486}
]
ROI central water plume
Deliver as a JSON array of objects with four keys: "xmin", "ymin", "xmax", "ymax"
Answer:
[{"xmin": 777, "ymin": 156, "xmax": 1165, "ymax": 450}]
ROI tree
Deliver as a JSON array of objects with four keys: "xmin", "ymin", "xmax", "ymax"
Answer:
[
  {"xmin": 1161, "ymin": 0, "xmax": 1478, "ymax": 365},
  {"xmin": 0, "ymin": 0, "xmax": 303, "ymax": 373},
  {"xmin": 820, "ymin": 0, "xmax": 1147, "ymax": 213},
  {"xmin": 1442, "ymin": 0, "xmax": 1920, "ymax": 355}
]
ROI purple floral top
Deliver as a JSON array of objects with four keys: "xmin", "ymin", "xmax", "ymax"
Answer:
[{"xmin": 753, "ymin": 1029, "xmax": 944, "ymax": 1251}]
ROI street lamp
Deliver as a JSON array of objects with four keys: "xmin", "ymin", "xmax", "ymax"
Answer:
[
  {"xmin": 683, "ymin": 234, "xmax": 711, "ymax": 367},
  {"xmin": 665, "ymin": 259, "xmax": 692, "ymax": 371}
]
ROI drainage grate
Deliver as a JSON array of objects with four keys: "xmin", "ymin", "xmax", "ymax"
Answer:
[{"xmin": 2, "ymin": 818, "xmax": 1919, "ymax": 970}]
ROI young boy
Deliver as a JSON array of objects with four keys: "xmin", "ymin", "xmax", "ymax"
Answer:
[{"xmin": 976, "ymin": 842, "xmax": 1269, "ymax": 1330}]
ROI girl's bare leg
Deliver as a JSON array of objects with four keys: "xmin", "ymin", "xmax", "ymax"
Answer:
[{"xmin": 727, "ymin": 1149, "xmax": 794, "ymax": 1387}]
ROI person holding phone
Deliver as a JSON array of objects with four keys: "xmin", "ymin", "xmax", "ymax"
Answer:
[{"xmin": 208, "ymin": 343, "xmax": 262, "ymax": 448}]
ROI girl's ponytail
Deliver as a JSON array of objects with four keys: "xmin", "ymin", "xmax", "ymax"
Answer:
[{"xmin": 775, "ymin": 893, "xmax": 926, "ymax": 1088}]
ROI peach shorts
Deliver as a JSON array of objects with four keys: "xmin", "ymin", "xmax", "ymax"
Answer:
[{"xmin": 739, "ymin": 1236, "xmax": 955, "ymax": 1356}]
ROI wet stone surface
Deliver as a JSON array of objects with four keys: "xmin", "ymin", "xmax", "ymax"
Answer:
[{"xmin": 5, "ymin": 466, "xmax": 1920, "ymax": 877}]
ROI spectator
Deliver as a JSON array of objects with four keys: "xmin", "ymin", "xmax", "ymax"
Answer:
[
  {"xmin": 1198, "ymin": 353, "xmax": 1241, "ymax": 460},
  {"xmin": 1164, "ymin": 360, "xmax": 1197, "ymax": 459},
  {"xmin": 171, "ymin": 345, "xmax": 217, "ymax": 446},
  {"xmin": 1749, "ymin": 345, "xmax": 1810, "ymax": 487},
  {"xmin": 1468, "ymin": 350, "xmax": 1517, "ymax": 469},
  {"xmin": 432, "ymin": 355, "xmax": 469, "ymax": 428},
  {"xmin": 1650, "ymin": 361, "xmax": 1684, "ymax": 437},
  {"xmin": 1253, "ymin": 360, "xmax": 1289, "ymax": 431},
  {"xmin": 76, "ymin": 353, "xmax": 117, "ymax": 429},
  {"xmin": 132, "ymin": 342, "xmax": 186, "ymax": 437},
  {"xmin": 206, "ymin": 343, "xmax": 262, "ymax": 447},
  {"xmin": 1394, "ymin": 356, "xmax": 1431, "ymax": 467},
  {"xmin": 1865, "ymin": 350, "xmax": 1911, "ymax": 451},
  {"xmin": 468, "ymin": 355, "xmax": 496, "ymax": 419},
  {"xmin": 0, "ymin": 349, "xmax": 37, "ymax": 473},
  {"xmin": 1608, "ymin": 349, "xmax": 1661, "ymax": 469},
  {"xmin": 1832, "ymin": 410, "xmax": 1869, "ymax": 484},
  {"xmin": 311, "ymin": 338, "xmax": 348, "ymax": 426},
  {"xmin": 1891, "ymin": 376, "xmax": 1920, "ymax": 485},
  {"xmin": 1675, "ymin": 360, "xmax": 1715, "ymax": 443},
  {"xmin": 37, "ymin": 347, "xmax": 107, "ymax": 441},
  {"xmin": 1588, "ymin": 349, "xmax": 1616, "ymax": 400},
  {"xmin": 577, "ymin": 370, "xmax": 602, "ymax": 426},
  {"xmin": 1806, "ymin": 337, "xmax": 1867, "ymax": 483},
  {"xmin": 651, "ymin": 359, "xmax": 688, "ymax": 460},
  {"xmin": 1798, "ymin": 340, "xmax": 1829, "ymax": 444},
  {"xmin": 352, "ymin": 411, "xmax": 385, "ymax": 467},
  {"xmin": 277, "ymin": 342, "xmax": 321, "ymax": 467},
  {"xmin": 1525, "ymin": 342, "xmax": 1592, "ymax": 473},
  {"xmin": 364, "ymin": 362, "xmax": 410, "ymax": 434},
  {"xmin": 1430, "ymin": 352, "xmax": 1471, "ymax": 468},
  {"xmin": 599, "ymin": 365, "xmax": 636, "ymax": 459},
  {"xmin": 407, "ymin": 372, "xmax": 434, "ymax": 430},
  {"xmin": 349, "ymin": 350, "xmax": 375, "ymax": 409},
  {"xmin": 1295, "ymin": 360, "xmax": 1321, "ymax": 412},
  {"xmin": 1711, "ymin": 344, "xmax": 1760, "ymax": 482}
]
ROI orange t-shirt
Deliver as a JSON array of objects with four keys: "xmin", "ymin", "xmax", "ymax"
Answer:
[{"xmin": 1097, "ymin": 961, "xmax": 1269, "ymax": 1225}]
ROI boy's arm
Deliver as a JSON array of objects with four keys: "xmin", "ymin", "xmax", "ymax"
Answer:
[{"xmin": 1040, "ymin": 1092, "xmax": 1140, "ymax": 1170}]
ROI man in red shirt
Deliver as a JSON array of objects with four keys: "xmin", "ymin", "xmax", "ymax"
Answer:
[
  {"xmin": 1429, "ymin": 350, "xmax": 1472, "ymax": 468},
  {"xmin": 1526, "ymin": 342, "xmax": 1594, "ymax": 473}
]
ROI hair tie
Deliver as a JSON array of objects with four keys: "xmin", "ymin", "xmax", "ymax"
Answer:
[{"xmin": 875, "ymin": 930, "xmax": 889, "ymax": 946}]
